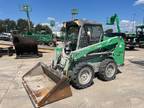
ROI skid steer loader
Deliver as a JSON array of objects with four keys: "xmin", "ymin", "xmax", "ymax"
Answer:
[{"xmin": 22, "ymin": 19, "xmax": 125, "ymax": 107}]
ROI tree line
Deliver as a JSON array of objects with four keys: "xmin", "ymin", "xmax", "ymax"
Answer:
[{"xmin": 0, "ymin": 19, "xmax": 52, "ymax": 34}]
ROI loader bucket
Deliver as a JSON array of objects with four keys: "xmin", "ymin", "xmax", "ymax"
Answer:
[{"xmin": 22, "ymin": 62, "xmax": 72, "ymax": 107}]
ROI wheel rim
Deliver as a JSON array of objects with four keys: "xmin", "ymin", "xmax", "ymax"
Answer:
[
  {"xmin": 49, "ymin": 42, "xmax": 54, "ymax": 47},
  {"xmin": 78, "ymin": 67, "xmax": 92, "ymax": 85},
  {"xmin": 105, "ymin": 63, "xmax": 116, "ymax": 78}
]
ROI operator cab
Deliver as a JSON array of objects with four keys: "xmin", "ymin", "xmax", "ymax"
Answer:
[{"xmin": 64, "ymin": 20, "xmax": 103, "ymax": 54}]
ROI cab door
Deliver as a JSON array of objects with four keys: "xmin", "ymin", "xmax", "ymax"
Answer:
[{"xmin": 78, "ymin": 24, "xmax": 103, "ymax": 48}]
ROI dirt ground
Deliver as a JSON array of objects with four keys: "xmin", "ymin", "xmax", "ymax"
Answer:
[{"xmin": 0, "ymin": 47, "xmax": 144, "ymax": 108}]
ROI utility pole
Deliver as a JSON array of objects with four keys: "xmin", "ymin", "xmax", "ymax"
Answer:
[
  {"xmin": 132, "ymin": 13, "xmax": 136, "ymax": 33},
  {"xmin": 2, "ymin": 24, "xmax": 8, "ymax": 32},
  {"xmin": 143, "ymin": 17, "xmax": 144, "ymax": 24},
  {"xmin": 21, "ymin": 1, "xmax": 32, "ymax": 32}
]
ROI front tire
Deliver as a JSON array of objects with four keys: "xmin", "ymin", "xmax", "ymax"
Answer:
[
  {"xmin": 71, "ymin": 63, "xmax": 94, "ymax": 89},
  {"xmin": 98, "ymin": 59, "xmax": 117, "ymax": 81}
]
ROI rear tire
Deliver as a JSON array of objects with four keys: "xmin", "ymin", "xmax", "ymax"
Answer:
[
  {"xmin": 98, "ymin": 59, "xmax": 117, "ymax": 81},
  {"xmin": 71, "ymin": 63, "xmax": 94, "ymax": 89}
]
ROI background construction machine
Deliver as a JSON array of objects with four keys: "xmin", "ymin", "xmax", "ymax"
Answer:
[
  {"xmin": 106, "ymin": 14, "xmax": 137, "ymax": 50},
  {"xmin": 0, "ymin": 44, "xmax": 13, "ymax": 57},
  {"xmin": 11, "ymin": 3, "xmax": 56, "ymax": 58},
  {"xmin": 22, "ymin": 19, "xmax": 125, "ymax": 107},
  {"xmin": 136, "ymin": 25, "xmax": 144, "ymax": 47},
  {"xmin": 23, "ymin": 32, "xmax": 56, "ymax": 46},
  {"xmin": 125, "ymin": 32, "xmax": 137, "ymax": 50}
]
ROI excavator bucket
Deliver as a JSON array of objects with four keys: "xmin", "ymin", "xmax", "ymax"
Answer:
[
  {"xmin": 22, "ymin": 62, "xmax": 72, "ymax": 108},
  {"xmin": 12, "ymin": 35, "xmax": 42, "ymax": 58}
]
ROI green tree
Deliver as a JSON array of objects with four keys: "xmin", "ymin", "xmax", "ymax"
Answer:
[
  {"xmin": 0, "ymin": 19, "xmax": 17, "ymax": 33},
  {"xmin": 17, "ymin": 19, "xmax": 33, "ymax": 33},
  {"xmin": 34, "ymin": 24, "xmax": 52, "ymax": 34},
  {"xmin": 0, "ymin": 20, "xmax": 5, "ymax": 33},
  {"xmin": 3, "ymin": 19, "xmax": 17, "ymax": 32},
  {"xmin": 35, "ymin": 24, "xmax": 43, "ymax": 33},
  {"xmin": 41, "ymin": 25, "xmax": 52, "ymax": 34}
]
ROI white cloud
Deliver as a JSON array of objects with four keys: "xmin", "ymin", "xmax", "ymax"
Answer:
[
  {"xmin": 47, "ymin": 17, "xmax": 55, "ymax": 21},
  {"xmin": 120, "ymin": 20, "xmax": 136, "ymax": 32},
  {"xmin": 41, "ymin": 23, "xmax": 49, "ymax": 26},
  {"xmin": 56, "ymin": 22, "xmax": 63, "ymax": 28},
  {"xmin": 40, "ymin": 21, "xmax": 63, "ymax": 32},
  {"xmin": 134, "ymin": 0, "xmax": 144, "ymax": 5},
  {"xmin": 36, "ymin": 17, "xmax": 63, "ymax": 32},
  {"xmin": 121, "ymin": 20, "xmax": 130, "ymax": 23},
  {"xmin": 54, "ymin": 22, "xmax": 63, "ymax": 32}
]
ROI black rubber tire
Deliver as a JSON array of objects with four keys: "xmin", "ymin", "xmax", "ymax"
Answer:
[
  {"xmin": 38, "ymin": 42, "xmax": 44, "ymax": 45},
  {"xmin": 38, "ymin": 53, "xmax": 43, "ymax": 57},
  {"xmin": 98, "ymin": 59, "xmax": 117, "ymax": 81},
  {"xmin": 8, "ymin": 48, "xmax": 13, "ymax": 56},
  {"xmin": 71, "ymin": 62, "xmax": 94, "ymax": 89},
  {"xmin": 129, "ymin": 46, "xmax": 135, "ymax": 50},
  {"xmin": 139, "ymin": 45, "xmax": 143, "ymax": 48},
  {"xmin": 48, "ymin": 42, "xmax": 55, "ymax": 47},
  {"xmin": 8, "ymin": 52, "xmax": 13, "ymax": 56}
]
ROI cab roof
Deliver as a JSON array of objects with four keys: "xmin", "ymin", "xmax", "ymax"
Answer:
[{"xmin": 64, "ymin": 19, "xmax": 102, "ymax": 27}]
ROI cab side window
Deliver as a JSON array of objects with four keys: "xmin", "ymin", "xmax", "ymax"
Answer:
[
  {"xmin": 84, "ymin": 25, "xmax": 103, "ymax": 44},
  {"xmin": 79, "ymin": 24, "xmax": 103, "ymax": 48}
]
